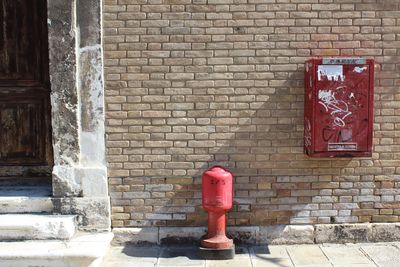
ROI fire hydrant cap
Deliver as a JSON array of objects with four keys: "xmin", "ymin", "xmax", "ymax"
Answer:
[{"xmin": 206, "ymin": 166, "xmax": 232, "ymax": 177}]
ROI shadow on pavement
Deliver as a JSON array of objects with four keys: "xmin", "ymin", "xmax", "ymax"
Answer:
[
  {"xmin": 121, "ymin": 245, "xmax": 160, "ymax": 258},
  {"xmin": 159, "ymin": 245, "xmax": 203, "ymax": 260},
  {"xmin": 251, "ymin": 245, "xmax": 292, "ymax": 267}
]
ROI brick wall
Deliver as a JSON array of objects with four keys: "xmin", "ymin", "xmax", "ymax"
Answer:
[{"xmin": 103, "ymin": 0, "xmax": 400, "ymax": 228}]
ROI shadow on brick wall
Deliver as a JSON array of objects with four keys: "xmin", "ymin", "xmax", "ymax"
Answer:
[{"xmin": 140, "ymin": 68, "xmax": 365, "ymax": 229}]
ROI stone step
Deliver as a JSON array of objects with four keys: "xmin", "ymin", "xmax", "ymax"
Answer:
[
  {"xmin": 0, "ymin": 185, "xmax": 53, "ymax": 214},
  {"xmin": 0, "ymin": 232, "xmax": 113, "ymax": 267},
  {"xmin": 0, "ymin": 214, "xmax": 76, "ymax": 241},
  {"xmin": 0, "ymin": 177, "xmax": 52, "ymax": 186},
  {"xmin": 0, "ymin": 185, "xmax": 52, "ymax": 197},
  {"xmin": 0, "ymin": 197, "xmax": 53, "ymax": 214}
]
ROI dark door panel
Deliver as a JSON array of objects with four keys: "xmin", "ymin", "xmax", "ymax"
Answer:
[
  {"xmin": 0, "ymin": 94, "xmax": 49, "ymax": 164},
  {"xmin": 0, "ymin": 0, "xmax": 52, "ymax": 169},
  {"xmin": 0, "ymin": 0, "xmax": 48, "ymax": 85}
]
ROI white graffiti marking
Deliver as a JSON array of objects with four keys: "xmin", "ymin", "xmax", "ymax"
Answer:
[
  {"xmin": 304, "ymin": 117, "xmax": 312, "ymax": 147},
  {"xmin": 318, "ymin": 89, "xmax": 352, "ymax": 127}
]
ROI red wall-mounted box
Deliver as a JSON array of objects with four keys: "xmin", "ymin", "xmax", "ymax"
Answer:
[{"xmin": 304, "ymin": 58, "xmax": 374, "ymax": 157}]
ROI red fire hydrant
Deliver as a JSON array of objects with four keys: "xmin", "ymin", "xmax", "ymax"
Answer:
[{"xmin": 200, "ymin": 166, "xmax": 234, "ymax": 259}]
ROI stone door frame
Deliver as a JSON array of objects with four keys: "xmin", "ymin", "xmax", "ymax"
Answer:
[{"xmin": 47, "ymin": 0, "xmax": 110, "ymax": 230}]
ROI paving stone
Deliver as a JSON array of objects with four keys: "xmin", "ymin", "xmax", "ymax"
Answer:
[
  {"xmin": 251, "ymin": 258, "xmax": 294, "ymax": 267},
  {"xmin": 381, "ymin": 262, "xmax": 400, "ymax": 267},
  {"xmin": 392, "ymin": 242, "xmax": 400, "ymax": 252},
  {"xmin": 333, "ymin": 264, "xmax": 376, "ymax": 267},
  {"xmin": 286, "ymin": 245, "xmax": 331, "ymax": 266},
  {"xmin": 158, "ymin": 246, "xmax": 205, "ymax": 267},
  {"xmin": 101, "ymin": 246, "xmax": 159, "ymax": 267},
  {"xmin": 206, "ymin": 246, "xmax": 252, "ymax": 267},
  {"xmin": 250, "ymin": 246, "xmax": 293, "ymax": 267},
  {"xmin": 102, "ymin": 259, "xmax": 156, "ymax": 267},
  {"xmin": 361, "ymin": 245, "xmax": 400, "ymax": 267},
  {"xmin": 99, "ymin": 244, "xmax": 400, "ymax": 267},
  {"xmin": 233, "ymin": 246, "xmax": 252, "ymax": 259},
  {"xmin": 321, "ymin": 245, "xmax": 374, "ymax": 265},
  {"xmin": 206, "ymin": 258, "xmax": 252, "ymax": 267}
]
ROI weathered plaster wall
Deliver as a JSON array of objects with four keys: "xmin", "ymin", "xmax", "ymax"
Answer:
[
  {"xmin": 103, "ymin": 0, "xmax": 400, "ymax": 228},
  {"xmin": 47, "ymin": 0, "xmax": 110, "ymax": 230}
]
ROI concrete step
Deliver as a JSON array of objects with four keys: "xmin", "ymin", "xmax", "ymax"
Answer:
[
  {"xmin": 0, "ymin": 232, "xmax": 113, "ymax": 267},
  {"xmin": 0, "ymin": 214, "xmax": 76, "ymax": 240}
]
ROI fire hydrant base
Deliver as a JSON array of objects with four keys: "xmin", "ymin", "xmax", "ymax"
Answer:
[
  {"xmin": 200, "ymin": 235, "xmax": 233, "ymax": 250},
  {"xmin": 198, "ymin": 244, "xmax": 235, "ymax": 260}
]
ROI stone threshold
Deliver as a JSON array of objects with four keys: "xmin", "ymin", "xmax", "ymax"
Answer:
[{"xmin": 113, "ymin": 223, "xmax": 400, "ymax": 245}]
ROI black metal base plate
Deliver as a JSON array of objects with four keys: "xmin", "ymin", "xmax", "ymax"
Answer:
[{"xmin": 198, "ymin": 244, "xmax": 235, "ymax": 260}]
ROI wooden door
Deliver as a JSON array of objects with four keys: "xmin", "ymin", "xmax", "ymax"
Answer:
[{"xmin": 0, "ymin": 0, "xmax": 52, "ymax": 170}]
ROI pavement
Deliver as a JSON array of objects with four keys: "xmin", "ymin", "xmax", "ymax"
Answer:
[{"xmin": 101, "ymin": 242, "xmax": 400, "ymax": 267}]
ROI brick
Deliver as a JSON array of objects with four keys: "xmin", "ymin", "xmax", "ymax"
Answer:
[
  {"xmin": 104, "ymin": 0, "xmax": 400, "ymax": 228},
  {"xmin": 145, "ymin": 184, "xmax": 173, "ymax": 191},
  {"xmin": 142, "ymin": 111, "xmax": 171, "ymax": 118},
  {"xmin": 312, "ymin": 4, "xmax": 340, "ymax": 10},
  {"xmin": 332, "ymin": 41, "xmax": 360, "ymax": 48}
]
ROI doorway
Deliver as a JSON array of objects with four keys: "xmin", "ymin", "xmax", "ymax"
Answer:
[{"xmin": 0, "ymin": 0, "xmax": 52, "ymax": 186}]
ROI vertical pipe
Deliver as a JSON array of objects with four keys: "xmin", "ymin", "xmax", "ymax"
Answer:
[{"xmin": 208, "ymin": 211, "xmax": 226, "ymax": 237}]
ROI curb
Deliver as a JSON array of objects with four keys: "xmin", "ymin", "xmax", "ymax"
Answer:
[{"xmin": 112, "ymin": 223, "xmax": 400, "ymax": 245}]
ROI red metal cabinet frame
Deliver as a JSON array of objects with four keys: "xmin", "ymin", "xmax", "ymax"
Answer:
[{"xmin": 304, "ymin": 58, "xmax": 374, "ymax": 157}]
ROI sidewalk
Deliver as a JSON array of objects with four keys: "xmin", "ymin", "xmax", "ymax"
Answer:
[{"xmin": 101, "ymin": 242, "xmax": 400, "ymax": 267}]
